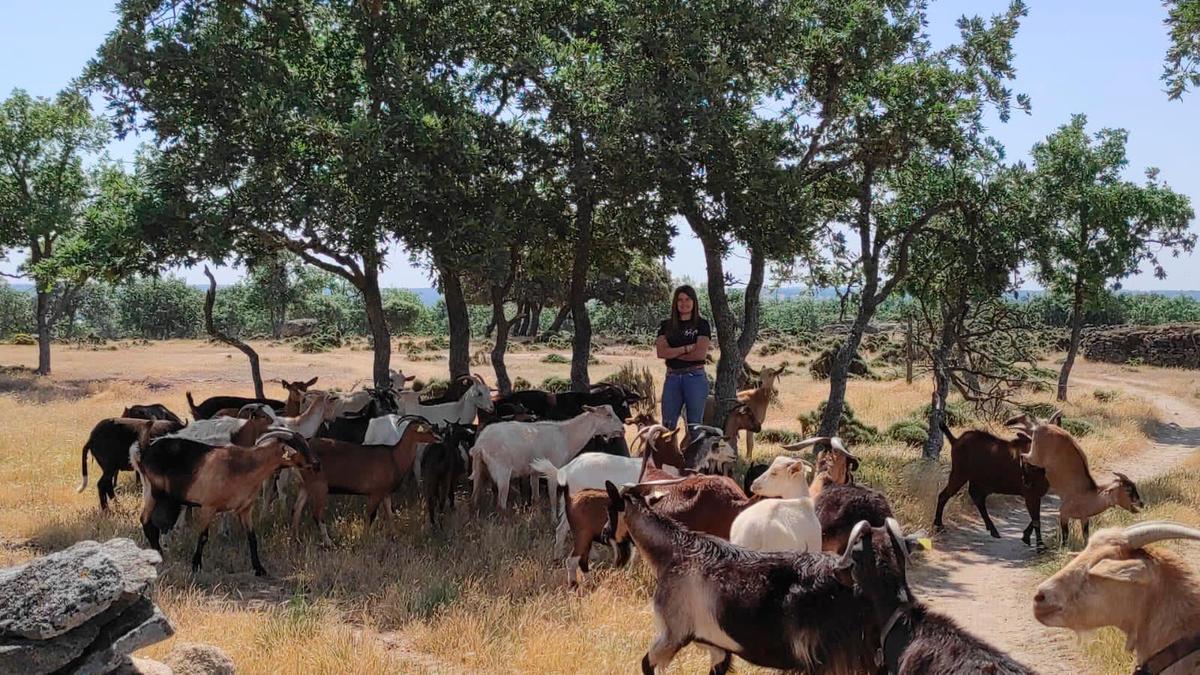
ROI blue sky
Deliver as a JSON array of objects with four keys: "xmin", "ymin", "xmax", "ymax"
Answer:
[{"xmin": 2, "ymin": 1, "xmax": 1198, "ymax": 290}]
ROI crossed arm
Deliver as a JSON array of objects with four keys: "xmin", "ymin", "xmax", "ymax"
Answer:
[{"xmin": 655, "ymin": 335, "xmax": 711, "ymax": 362}]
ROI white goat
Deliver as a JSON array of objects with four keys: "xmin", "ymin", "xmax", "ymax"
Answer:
[
  {"xmin": 470, "ymin": 405, "xmax": 625, "ymax": 514},
  {"xmin": 730, "ymin": 456, "xmax": 821, "ymax": 553},
  {"xmin": 364, "ymin": 376, "xmax": 492, "ymax": 445},
  {"xmin": 532, "ymin": 424, "xmax": 682, "ymax": 517}
]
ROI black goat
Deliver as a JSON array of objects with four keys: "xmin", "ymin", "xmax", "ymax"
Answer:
[
  {"xmin": 815, "ymin": 481, "xmax": 895, "ymax": 553},
  {"xmin": 422, "ymin": 422, "xmax": 475, "ymax": 530},
  {"xmin": 933, "ymin": 423, "xmax": 1048, "ymax": 548},
  {"xmin": 186, "ymin": 392, "xmax": 285, "ymax": 420},
  {"xmin": 418, "ymin": 375, "xmax": 478, "ymax": 405},
  {"xmin": 77, "ymin": 417, "xmax": 183, "ymax": 510},
  {"xmin": 848, "ymin": 519, "xmax": 1036, "ymax": 674},
  {"xmin": 122, "ymin": 404, "xmax": 184, "ymax": 425},
  {"xmin": 603, "ymin": 481, "xmax": 879, "ymax": 674},
  {"xmin": 496, "ymin": 383, "xmax": 638, "ymax": 423},
  {"xmin": 743, "ymin": 462, "xmax": 770, "ymax": 495}
]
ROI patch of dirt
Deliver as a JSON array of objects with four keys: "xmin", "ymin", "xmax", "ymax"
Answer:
[{"xmin": 910, "ymin": 372, "xmax": 1200, "ymax": 673}]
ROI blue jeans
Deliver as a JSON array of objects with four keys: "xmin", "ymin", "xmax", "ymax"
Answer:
[{"xmin": 662, "ymin": 369, "xmax": 709, "ymax": 431}]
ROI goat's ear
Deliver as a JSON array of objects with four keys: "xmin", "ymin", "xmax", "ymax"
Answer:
[
  {"xmin": 305, "ymin": 377, "xmax": 319, "ymax": 387},
  {"xmin": 1088, "ymin": 558, "xmax": 1150, "ymax": 585},
  {"xmin": 280, "ymin": 379, "xmax": 291, "ymax": 388},
  {"xmin": 604, "ymin": 481, "xmax": 622, "ymax": 506}
]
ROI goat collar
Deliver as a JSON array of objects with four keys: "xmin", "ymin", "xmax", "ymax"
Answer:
[
  {"xmin": 1134, "ymin": 632, "xmax": 1200, "ymax": 675},
  {"xmin": 877, "ymin": 603, "xmax": 914, "ymax": 674}
]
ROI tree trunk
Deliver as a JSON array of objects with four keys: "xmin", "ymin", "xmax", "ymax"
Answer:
[
  {"xmin": 529, "ymin": 302, "xmax": 542, "ymax": 337},
  {"xmin": 692, "ymin": 221, "xmax": 741, "ymax": 428},
  {"xmin": 439, "ymin": 262, "xmax": 471, "ymax": 379},
  {"xmin": 735, "ymin": 245, "xmax": 766, "ymax": 365},
  {"xmin": 567, "ymin": 123, "xmax": 594, "ymax": 393},
  {"xmin": 923, "ymin": 309, "xmax": 956, "ymax": 459},
  {"xmin": 490, "ymin": 292, "xmax": 513, "ymax": 395},
  {"xmin": 543, "ymin": 304, "xmax": 571, "ymax": 336},
  {"xmin": 1057, "ymin": 280, "xmax": 1086, "ymax": 402},
  {"xmin": 203, "ymin": 266, "xmax": 265, "ymax": 398},
  {"xmin": 35, "ymin": 288, "xmax": 51, "ymax": 375},
  {"xmin": 819, "ymin": 301, "xmax": 874, "ymax": 436},
  {"xmin": 360, "ymin": 267, "xmax": 392, "ymax": 391}
]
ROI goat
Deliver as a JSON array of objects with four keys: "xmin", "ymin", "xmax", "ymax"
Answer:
[
  {"xmin": 495, "ymin": 382, "xmax": 640, "ymax": 424},
  {"xmin": 701, "ymin": 365, "xmax": 785, "ymax": 458},
  {"xmin": 470, "ymin": 405, "xmax": 625, "ymax": 513},
  {"xmin": 731, "ymin": 456, "xmax": 821, "ymax": 553},
  {"xmin": 602, "ymin": 481, "xmax": 879, "ymax": 674},
  {"xmin": 1009, "ymin": 417, "xmax": 1143, "ymax": 546},
  {"xmin": 77, "ymin": 417, "xmax": 183, "ymax": 510},
  {"xmin": 134, "ymin": 429, "xmax": 318, "ymax": 576},
  {"xmin": 701, "ymin": 399, "xmax": 762, "ymax": 456},
  {"xmin": 782, "ymin": 435, "xmax": 860, "ymax": 498},
  {"xmin": 292, "ymin": 418, "xmax": 441, "ymax": 545},
  {"xmin": 421, "ymin": 422, "xmax": 475, "ymax": 531},
  {"xmin": 366, "ymin": 375, "xmax": 492, "ymax": 444},
  {"xmin": 561, "ymin": 487, "xmax": 632, "ymax": 588},
  {"xmin": 847, "ymin": 519, "xmax": 1034, "ymax": 674},
  {"xmin": 280, "ymin": 377, "xmax": 319, "ymax": 416},
  {"xmin": 779, "ymin": 437, "xmax": 892, "ymax": 553},
  {"xmin": 164, "ymin": 416, "xmax": 266, "ymax": 447},
  {"xmin": 620, "ymin": 473, "xmax": 753, "ymax": 540},
  {"xmin": 1034, "ymin": 521, "xmax": 1200, "ymax": 675},
  {"xmin": 933, "ymin": 423, "xmax": 1049, "ymax": 548},
  {"xmin": 416, "ymin": 374, "xmax": 478, "ymax": 405},
  {"xmin": 121, "ymin": 404, "xmax": 184, "ymax": 425},
  {"xmin": 331, "ymin": 369, "xmax": 412, "ymax": 417},
  {"xmin": 682, "ymin": 425, "xmax": 738, "ymax": 476},
  {"xmin": 532, "ymin": 424, "xmax": 686, "ymax": 522},
  {"xmin": 185, "ymin": 391, "xmax": 285, "ymax": 420}
]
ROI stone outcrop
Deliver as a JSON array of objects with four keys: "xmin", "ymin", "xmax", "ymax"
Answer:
[
  {"xmin": 281, "ymin": 319, "xmax": 318, "ymax": 338},
  {"xmin": 163, "ymin": 643, "xmax": 236, "ymax": 675},
  {"xmin": 1081, "ymin": 324, "xmax": 1200, "ymax": 368},
  {"xmin": 0, "ymin": 538, "xmax": 174, "ymax": 674}
]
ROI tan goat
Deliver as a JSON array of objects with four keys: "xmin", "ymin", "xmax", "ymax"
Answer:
[
  {"xmin": 1009, "ymin": 417, "xmax": 1142, "ymax": 546},
  {"xmin": 701, "ymin": 364, "xmax": 786, "ymax": 458},
  {"xmin": 782, "ymin": 435, "xmax": 859, "ymax": 498},
  {"xmin": 1034, "ymin": 521, "xmax": 1200, "ymax": 674}
]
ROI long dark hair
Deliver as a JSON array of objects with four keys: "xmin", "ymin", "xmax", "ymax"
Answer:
[{"xmin": 669, "ymin": 284, "xmax": 701, "ymax": 332}]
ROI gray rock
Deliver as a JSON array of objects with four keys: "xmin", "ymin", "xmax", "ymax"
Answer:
[
  {"xmin": 163, "ymin": 642, "xmax": 236, "ymax": 675},
  {"xmin": 0, "ymin": 538, "xmax": 161, "ymax": 640},
  {"xmin": 70, "ymin": 600, "xmax": 175, "ymax": 675},
  {"xmin": 114, "ymin": 656, "xmax": 174, "ymax": 675},
  {"xmin": 281, "ymin": 318, "xmax": 318, "ymax": 338}
]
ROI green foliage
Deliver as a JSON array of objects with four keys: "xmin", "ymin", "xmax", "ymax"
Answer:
[
  {"xmin": 539, "ymin": 376, "xmax": 572, "ymax": 393},
  {"xmin": 540, "ymin": 353, "xmax": 569, "ymax": 364},
  {"xmin": 756, "ymin": 428, "xmax": 802, "ymax": 445},
  {"xmin": 8, "ymin": 333, "xmax": 35, "ymax": 345},
  {"xmin": 886, "ymin": 419, "xmax": 929, "ymax": 448},
  {"xmin": 1018, "ymin": 401, "xmax": 1060, "ymax": 420},
  {"xmin": 0, "ymin": 283, "xmax": 32, "ymax": 337},
  {"xmin": 383, "ymin": 290, "xmax": 426, "ymax": 335},
  {"xmin": 797, "ymin": 402, "xmax": 880, "ymax": 446},
  {"xmin": 1093, "ymin": 389, "xmax": 1120, "ymax": 403},
  {"xmin": 116, "ymin": 277, "xmax": 201, "ymax": 339},
  {"xmin": 420, "ymin": 379, "xmax": 451, "ymax": 400},
  {"xmin": 920, "ymin": 401, "xmax": 975, "ymax": 429},
  {"xmin": 809, "ymin": 348, "xmax": 871, "ymax": 380},
  {"xmin": 599, "ymin": 362, "xmax": 656, "ymax": 410},
  {"xmin": 293, "ymin": 333, "xmax": 342, "ymax": 354},
  {"xmin": 1164, "ymin": 0, "xmax": 1200, "ymax": 99},
  {"xmin": 1060, "ymin": 418, "xmax": 1095, "ymax": 438}
]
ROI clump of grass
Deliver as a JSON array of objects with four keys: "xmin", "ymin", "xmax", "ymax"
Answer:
[
  {"xmin": 512, "ymin": 376, "xmax": 532, "ymax": 391},
  {"xmin": 540, "ymin": 375, "xmax": 572, "ymax": 393},
  {"xmin": 539, "ymin": 353, "xmax": 569, "ymax": 364},
  {"xmin": 886, "ymin": 419, "xmax": 928, "ymax": 448},
  {"xmin": 755, "ymin": 428, "xmax": 802, "ymax": 445},
  {"xmin": 293, "ymin": 333, "xmax": 342, "ymax": 353}
]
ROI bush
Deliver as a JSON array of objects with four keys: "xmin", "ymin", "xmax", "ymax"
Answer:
[
  {"xmin": 920, "ymin": 400, "xmax": 974, "ymax": 429},
  {"xmin": 420, "ymin": 378, "xmax": 450, "ymax": 400},
  {"xmin": 117, "ymin": 277, "xmax": 203, "ymax": 339},
  {"xmin": 540, "ymin": 375, "xmax": 572, "ymax": 393},
  {"xmin": 0, "ymin": 283, "xmax": 33, "ymax": 338},
  {"xmin": 1018, "ymin": 401, "xmax": 1060, "ymax": 420},
  {"xmin": 293, "ymin": 332, "xmax": 342, "ymax": 353},
  {"xmin": 797, "ymin": 402, "xmax": 880, "ymax": 445},
  {"xmin": 9, "ymin": 333, "xmax": 36, "ymax": 345},
  {"xmin": 1060, "ymin": 418, "xmax": 1095, "ymax": 438},
  {"xmin": 600, "ymin": 362, "xmax": 656, "ymax": 409},
  {"xmin": 512, "ymin": 377, "xmax": 532, "ymax": 391},
  {"xmin": 808, "ymin": 348, "xmax": 871, "ymax": 380},
  {"xmin": 540, "ymin": 353, "xmax": 569, "ymax": 364},
  {"xmin": 756, "ymin": 428, "xmax": 802, "ymax": 445},
  {"xmin": 382, "ymin": 289, "xmax": 427, "ymax": 334},
  {"xmin": 1093, "ymin": 389, "xmax": 1120, "ymax": 403},
  {"xmin": 886, "ymin": 419, "xmax": 928, "ymax": 448}
]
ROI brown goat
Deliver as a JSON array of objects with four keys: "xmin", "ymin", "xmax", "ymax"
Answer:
[
  {"xmin": 292, "ymin": 419, "xmax": 441, "ymax": 545},
  {"xmin": 700, "ymin": 365, "xmax": 784, "ymax": 458},
  {"xmin": 1013, "ymin": 420, "xmax": 1143, "ymax": 546},
  {"xmin": 562, "ymin": 487, "xmax": 632, "ymax": 588},
  {"xmin": 1034, "ymin": 522, "xmax": 1200, "ymax": 674},
  {"xmin": 627, "ymin": 474, "xmax": 753, "ymax": 540},
  {"xmin": 934, "ymin": 424, "xmax": 1049, "ymax": 548},
  {"xmin": 280, "ymin": 377, "xmax": 319, "ymax": 416},
  {"xmin": 782, "ymin": 435, "xmax": 859, "ymax": 498}
]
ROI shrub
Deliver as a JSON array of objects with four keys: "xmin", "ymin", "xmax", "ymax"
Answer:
[
  {"xmin": 116, "ymin": 277, "xmax": 202, "ymax": 339},
  {"xmin": 420, "ymin": 378, "xmax": 450, "ymax": 400},
  {"xmin": 886, "ymin": 419, "xmax": 929, "ymax": 448},
  {"xmin": 808, "ymin": 348, "xmax": 871, "ymax": 380},
  {"xmin": 599, "ymin": 362, "xmax": 656, "ymax": 409},
  {"xmin": 426, "ymin": 335, "xmax": 450, "ymax": 350},
  {"xmin": 1093, "ymin": 389, "xmax": 1120, "ymax": 403},
  {"xmin": 1060, "ymin": 418, "xmax": 1095, "ymax": 438},
  {"xmin": 1018, "ymin": 401, "xmax": 1060, "ymax": 420},
  {"xmin": 540, "ymin": 353, "xmax": 569, "ymax": 364},
  {"xmin": 545, "ymin": 334, "xmax": 572, "ymax": 350},
  {"xmin": 0, "ymin": 283, "xmax": 33, "ymax": 338},
  {"xmin": 540, "ymin": 375, "xmax": 572, "ymax": 393},
  {"xmin": 756, "ymin": 428, "xmax": 802, "ymax": 445},
  {"xmin": 919, "ymin": 400, "xmax": 974, "ymax": 429},
  {"xmin": 797, "ymin": 402, "xmax": 880, "ymax": 445},
  {"xmin": 9, "ymin": 333, "xmax": 36, "ymax": 345},
  {"xmin": 293, "ymin": 333, "xmax": 342, "ymax": 353},
  {"xmin": 512, "ymin": 377, "xmax": 532, "ymax": 391}
]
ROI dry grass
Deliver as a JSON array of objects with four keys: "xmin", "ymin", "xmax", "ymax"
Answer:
[{"xmin": 0, "ymin": 341, "xmax": 1164, "ymax": 672}]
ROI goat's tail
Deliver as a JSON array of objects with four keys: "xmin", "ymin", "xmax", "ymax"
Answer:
[
  {"xmin": 939, "ymin": 421, "xmax": 957, "ymax": 445},
  {"xmin": 77, "ymin": 433, "xmax": 93, "ymax": 493},
  {"xmin": 185, "ymin": 391, "xmax": 201, "ymax": 419}
]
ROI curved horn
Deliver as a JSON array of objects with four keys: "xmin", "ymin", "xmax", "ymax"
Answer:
[
  {"xmin": 256, "ymin": 429, "xmax": 297, "ymax": 445},
  {"xmin": 829, "ymin": 437, "xmax": 858, "ymax": 461},
  {"xmin": 782, "ymin": 435, "xmax": 831, "ymax": 452},
  {"xmin": 1048, "ymin": 409, "xmax": 1063, "ymax": 426},
  {"xmin": 839, "ymin": 520, "xmax": 873, "ymax": 567},
  {"xmin": 633, "ymin": 477, "xmax": 689, "ymax": 489},
  {"xmin": 688, "ymin": 424, "xmax": 726, "ymax": 437},
  {"xmin": 1124, "ymin": 521, "xmax": 1200, "ymax": 550},
  {"xmin": 1112, "ymin": 471, "xmax": 1134, "ymax": 484},
  {"xmin": 885, "ymin": 517, "xmax": 908, "ymax": 558}
]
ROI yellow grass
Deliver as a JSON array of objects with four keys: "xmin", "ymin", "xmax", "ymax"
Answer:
[{"xmin": 0, "ymin": 340, "xmax": 1163, "ymax": 673}]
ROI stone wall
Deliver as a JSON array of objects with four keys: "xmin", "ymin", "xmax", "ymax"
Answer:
[{"xmin": 1081, "ymin": 324, "xmax": 1200, "ymax": 368}]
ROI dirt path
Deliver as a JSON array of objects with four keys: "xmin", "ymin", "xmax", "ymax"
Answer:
[{"xmin": 910, "ymin": 373, "xmax": 1200, "ymax": 673}]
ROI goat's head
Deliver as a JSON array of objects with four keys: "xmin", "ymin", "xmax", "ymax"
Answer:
[
  {"xmin": 628, "ymin": 412, "xmax": 659, "ymax": 429},
  {"xmin": 466, "ymin": 375, "xmax": 495, "ymax": 412},
  {"xmin": 260, "ymin": 429, "xmax": 320, "ymax": 471},
  {"xmin": 729, "ymin": 403, "xmax": 762, "ymax": 433},
  {"xmin": 303, "ymin": 391, "xmax": 340, "ymax": 422},
  {"xmin": 759, "ymin": 364, "xmax": 787, "ymax": 391},
  {"xmin": 387, "ymin": 369, "xmax": 415, "ymax": 392},
  {"xmin": 843, "ymin": 518, "xmax": 929, "ymax": 603},
  {"xmin": 688, "ymin": 433, "xmax": 737, "ymax": 476},
  {"xmin": 281, "ymin": 376, "xmax": 319, "ymax": 401},
  {"xmin": 1109, "ymin": 471, "xmax": 1143, "ymax": 513},
  {"xmin": 602, "ymin": 481, "xmax": 644, "ymax": 542},
  {"xmin": 785, "ymin": 436, "xmax": 859, "ymax": 484},
  {"xmin": 237, "ymin": 403, "xmax": 277, "ymax": 421},
  {"xmin": 1033, "ymin": 522, "xmax": 1200, "ymax": 633},
  {"xmin": 582, "ymin": 404, "xmax": 625, "ymax": 439},
  {"xmin": 749, "ymin": 455, "xmax": 812, "ymax": 497},
  {"xmin": 404, "ymin": 417, "xmax": 443, "ymax": 445}
]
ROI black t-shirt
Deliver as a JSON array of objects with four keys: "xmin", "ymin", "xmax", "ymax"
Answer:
[{"xmin": 658, "ymin": 318, "xmax": 712, "ymax": 370}]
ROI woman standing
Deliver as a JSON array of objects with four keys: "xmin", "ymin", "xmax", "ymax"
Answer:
[{"xmin": 656, "ymin": 285, "xmax": 711, "ymax": 431}]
